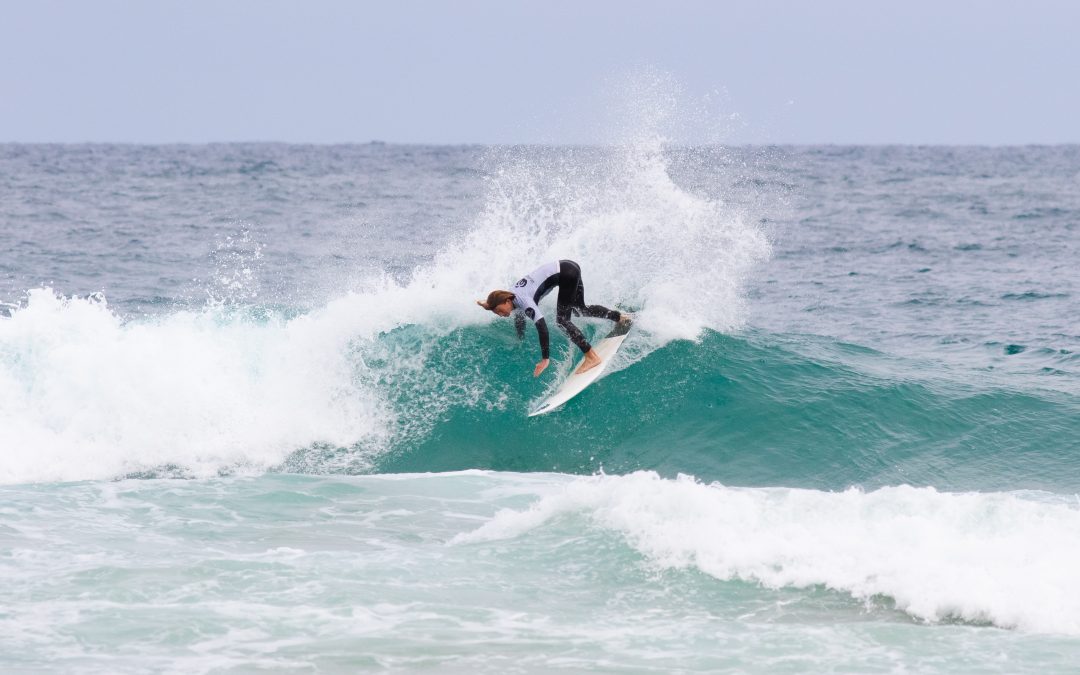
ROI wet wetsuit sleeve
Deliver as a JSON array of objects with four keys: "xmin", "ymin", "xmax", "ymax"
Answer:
[
  {"xmin": 535, "ymin": 318, "xmax": 550, "ymax": 359},
  {"xmin": 514, "ymin": 312, "xmax": 526, "ymax": 339}
]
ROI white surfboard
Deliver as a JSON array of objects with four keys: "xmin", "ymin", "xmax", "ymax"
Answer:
[{"xmin": 528, "ymin": 319, "xmax": 632, "ymax": 417}]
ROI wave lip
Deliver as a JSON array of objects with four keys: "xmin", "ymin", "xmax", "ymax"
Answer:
[{"xmin": 455, "ymin": 471, "xmax": 1080, "ymax": 635}]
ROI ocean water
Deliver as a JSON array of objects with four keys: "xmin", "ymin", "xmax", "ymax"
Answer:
[{"xmin": 2, "ymin": 141, "xmax": 1079, "ymax": 672}]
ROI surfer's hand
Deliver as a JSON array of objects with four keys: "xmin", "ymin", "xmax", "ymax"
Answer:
[{"xmin": 533, "ymin": 359, "xmax": 549, "ymax": 377}]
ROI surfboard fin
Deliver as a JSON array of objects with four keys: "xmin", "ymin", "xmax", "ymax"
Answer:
[{"xmin": 607, "ymin": 312, "xmax": 634, "ymax": 338}]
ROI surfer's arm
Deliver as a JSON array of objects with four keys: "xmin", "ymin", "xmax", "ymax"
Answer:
[
  {"xmin": 514, "ymin": 312, "xmax": 526, "ymax": 339},
  {"xmin": 533, "ymin": 318, "xmax": 550, "ymax": 377},
  {"xmin": 535, "ymin": 317, "xmax": 550, "ymax": 360}
]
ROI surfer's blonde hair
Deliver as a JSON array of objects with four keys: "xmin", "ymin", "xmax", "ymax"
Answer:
[{"xmin": 480, "ymin": 290, "xmax": 515, "ymax": 311}]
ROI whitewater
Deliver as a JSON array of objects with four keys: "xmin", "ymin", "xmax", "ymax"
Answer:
[{"xmin": 2, "ymin": 139, "xmax": 1080, "ymax": 672}]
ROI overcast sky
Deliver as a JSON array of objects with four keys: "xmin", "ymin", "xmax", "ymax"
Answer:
[{"xmin": 2, "ymin": 0, "xmax": 1077, "ymax": 144}]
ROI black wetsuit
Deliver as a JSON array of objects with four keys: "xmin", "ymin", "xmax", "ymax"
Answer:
[{"xmin": 510, "ymin": 260, "xmax": 621, "ymax": 358}]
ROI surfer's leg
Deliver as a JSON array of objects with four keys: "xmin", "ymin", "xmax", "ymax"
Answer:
[
  {"xmin": 558, "ymin": 261, "xmax": 622, "ymax": 322},
  {"xmin": 558, "ymin": 302, "xmax": 602, "ymax": 373},
  {"xmin": 557, "ymin": 261, "xmax": 584, "ymax": 305},
  {"xmin": 556, "ymin": 303, "xmax": 592, "ymax": 354},
  {"xmin": 555, "ymin": 261, "xmax": 619, "ymax": 373},
  {"xmin": 555, "ymin": 262, "xmax": 596, "ymax": 353},
  {"xmin": 580, "ymin": 304, "xmax": 621, "ymax": 321},
  {"xmin": 558, "ymin": 260, "xmax": 618, "ymax": 319}
]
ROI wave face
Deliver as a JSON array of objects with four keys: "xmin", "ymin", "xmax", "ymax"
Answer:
[
  {"xmin": 0, "ymin": 136, "xmax": 774, "ymax": 484},
  {"xmin": 374, "ymin": 328, "xmax": 1080, "ymax": 494},
  {"xmin": 4, "ymin": 290, "xmax": 1078, "ymax": 492}
]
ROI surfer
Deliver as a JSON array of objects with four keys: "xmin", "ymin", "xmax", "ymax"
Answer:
[{"xmin": 477, "ymin": 260, "xmax": 630, "ymax": 376}]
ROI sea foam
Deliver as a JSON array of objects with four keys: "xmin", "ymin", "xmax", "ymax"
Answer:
[
  {"xmin": 0, "ymin": 289, "xmax": 387, "ymax": 483},
  {"xmin": 1, "ymin": 133, "xmax": 769, "ymax": 484},
  {"xmin": 454, "ymin": 471, "xmax": 1080, "ymax": 635}
]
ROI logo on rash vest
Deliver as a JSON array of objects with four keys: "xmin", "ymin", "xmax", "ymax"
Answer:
[{"xmin": 515, "ymin": 278, "xmax": 527, "ymax": 288}]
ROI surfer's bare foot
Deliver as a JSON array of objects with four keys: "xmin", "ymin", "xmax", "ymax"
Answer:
[
  {"xmin": 618, "ymin": 311, "xmax": 633, "ymax": 326},
  {"xmin": 575, "ymin": 349, "xmax": 602, "ymax": 374}
]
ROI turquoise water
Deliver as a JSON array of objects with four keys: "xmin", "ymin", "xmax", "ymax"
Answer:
[
  {"xmin": 5, "ymin": 473, "xmax": 1080, "ymax": 672},
  {"xmin": 372, "ymin": 329, "xmax": 1080, "ymax": 493},
  {"xmin": 2, "ymin": 142, "xmax": 1080, "ymax": 671}
]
